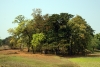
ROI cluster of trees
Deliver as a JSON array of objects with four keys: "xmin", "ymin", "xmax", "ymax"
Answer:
[
  {"xmin": 0, "ymin": 38, "xmax": 2, "ymax": 46},
  {"xmin": 6, "ymin": 8, "xmax": 100, "ymax": 55}
]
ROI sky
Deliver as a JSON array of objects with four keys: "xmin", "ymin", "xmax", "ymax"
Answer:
[{"xmin": 0, "ymin": 0, "xmax": 100, "ymax": 39}]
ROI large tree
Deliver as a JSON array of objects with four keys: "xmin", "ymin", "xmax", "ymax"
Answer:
[
  {"xmin": 43, "ymin": 13, "xmax": 74, "ymax": 54},
  {"xmin": 68, "ymin": 15, "xmax": 94, "ymax": 55}
]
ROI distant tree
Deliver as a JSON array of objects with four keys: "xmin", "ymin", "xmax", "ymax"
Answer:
[
  {"xmin": 95, "ymin": 33, "xmax": 100, "ymax": 50},
  {"xmin": 0, "ymin": 38, "xmax": 2, "ymax": 46},
  {"xmin": 89, "ymin": 36, "xmax": 99, "ymax": 52},
  {"xmin": 9, "ymin": 36, "xmax": 17, "ymax": 49}
]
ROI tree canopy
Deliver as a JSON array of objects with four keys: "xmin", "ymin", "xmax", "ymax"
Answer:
[{"xmin": 7, "ymin": 8, "xmax": 97, "ymax": 56}]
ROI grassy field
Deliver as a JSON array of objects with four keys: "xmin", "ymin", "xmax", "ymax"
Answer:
[
  {"xmin": 0, "ymin": 50, "xmax": 79, "ymax": 67},
  {"xmin": 69, "ymin": 57, "xmax": 100, "ymax": 67},
  {"xmin": 0, "ymin": 49, "xmax": 100, "ymax": 67},
  {"xmin": 0, "ymin": 55, "xmax": 79, "ymax": 67},
  {"xmin": 69, "ymin": 52, "xmax": 100, "ymax": 67}
]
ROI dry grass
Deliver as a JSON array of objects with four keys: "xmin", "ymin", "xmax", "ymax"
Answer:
[
  {"xmin": 0, "ymin": 49, "xmax": 79, "ymax": 67},
  {"xmin": 0, "ymin": 49, "xmax": 100, "ymax": 67}
]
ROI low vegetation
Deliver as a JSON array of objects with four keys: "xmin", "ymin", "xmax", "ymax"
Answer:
[
  {"xmin": 69, "ymin": 57, "xmax": 100, "ymax": 67},
  {"xmin": 0, "ymin": 50, "xmax": 79, "ymax": 67},
  {"xmin": 0, "ymin": 49, "xmax": 100, "ymax": 67}
]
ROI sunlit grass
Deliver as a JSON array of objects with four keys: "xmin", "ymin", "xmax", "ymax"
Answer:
[
  {"xmin": 0, "ymin": 55, "xmax": 78, "ymax": 67},
  {"xmin": 69, "ymin": 57, "xmax": 100, "ymax": 67},
  {"xmin": 1, "ymin": 49, "xmax": 100, "ymax": 67}
]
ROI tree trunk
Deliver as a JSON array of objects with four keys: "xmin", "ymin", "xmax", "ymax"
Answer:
[
  {"xmin": 93, "ymin": 47, "xmax": 94, "ymax": 52},
  {"xmin": 27, "ymin": 44, "xmax": 30, "ymax": 52},
  {"xmin": 32, "ymin": 45, "xmax": 35, "ymax": 54},
  {"xmin": 20, "ymin": 44, "xmax": 24, "ymax": 51},
  {"xmin": 70, "ymin": 43, "xmax": 73, "ymax": 55},
  {"xmin": 25, "ymin": 30, "xmax": 32, "ymax": 52}
]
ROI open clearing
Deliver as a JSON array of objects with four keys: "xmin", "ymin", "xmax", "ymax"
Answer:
[{"xmin": 0, "ymin": 49, "xmax": 100, "ymax": 67}]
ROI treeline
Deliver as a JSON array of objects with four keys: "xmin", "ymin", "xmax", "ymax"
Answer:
[{"xmin": 4, "ymin": 8, "xmax": 100, "ymax": 55}]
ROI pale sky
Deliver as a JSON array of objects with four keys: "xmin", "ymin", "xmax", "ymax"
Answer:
[{"xmin": 0, "ymin": 0, "xmax": 100, "ymax": 39}]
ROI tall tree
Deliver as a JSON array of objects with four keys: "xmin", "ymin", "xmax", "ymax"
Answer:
[
  {"xmin": 68, "ymin": 15, "xmax": 94, "ymax": 55},
  {"xmin": 44, "ymin": 13, "xmax": 73, "ymax": 54}
]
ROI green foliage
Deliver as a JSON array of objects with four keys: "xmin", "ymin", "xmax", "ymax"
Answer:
[
  {"xmin": 7, "ymin": 28, "xmax": 16, "ymax": 36},
  {"xmin": 12, "ymin": 15, "xmax": 25, "ymax": 23},
  {"xmin": 31, "ymin": 33, "xmax": 45, "ymax": 51},
  {"xmin": 67, "ymin": 15, "xmax": 94, "ymax": 55},
  {"xmin": 31, "ymin": 33, "xmax": 45, "ymax": 47},
  {"xmin": 89, "ymin": 36, "xmax": 99, "ymax": 51},
  {"xmin": 7, "ymin": 8, "xmax": 95, "ymax": 55},
  {"xmin": 94, "ymin": 33, "xmax": 100, "ymax": 50},
  {"xmin": 0, "ymin": 39, "xmax": 2, "ymax": 46}
]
